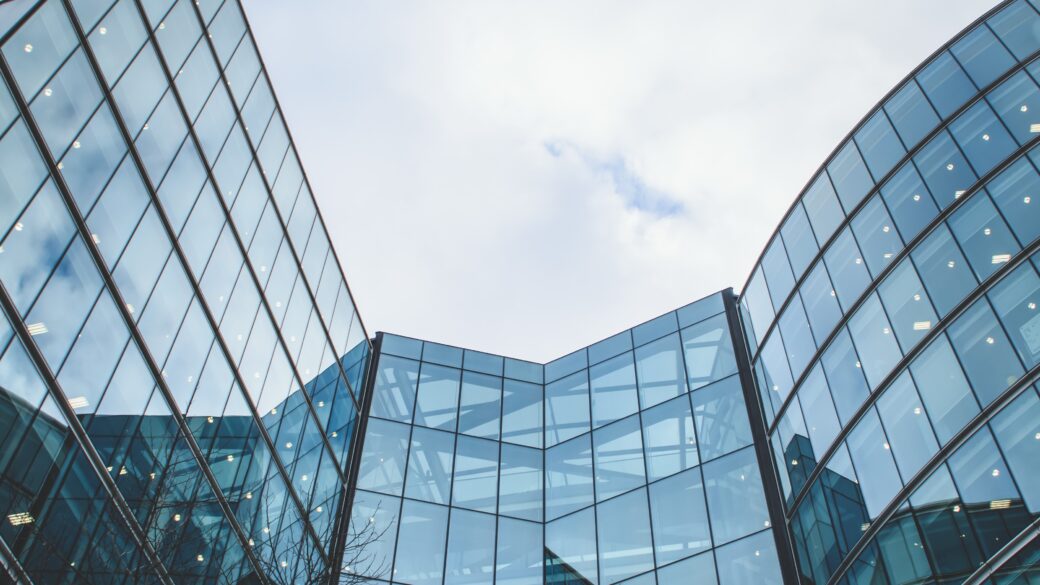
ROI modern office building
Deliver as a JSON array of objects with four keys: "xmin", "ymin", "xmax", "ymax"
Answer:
[{"xmin": 0, "ymin": 0, "xmax": 1038, "ymax": 584}]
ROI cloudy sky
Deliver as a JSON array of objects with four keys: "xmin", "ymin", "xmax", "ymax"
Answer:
[{"xmin": 245, "ymin": 0, "xmax": 996, "ymax": 363}]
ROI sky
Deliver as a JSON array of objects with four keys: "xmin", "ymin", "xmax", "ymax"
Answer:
[{"xmin": 245, "ymin": 0, "xmax": 997, "ymax": 363}]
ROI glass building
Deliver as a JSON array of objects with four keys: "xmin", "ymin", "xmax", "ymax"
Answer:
[{"xmin": 0, "ymin": 0, "xmax": 1038, "ymax": 584}]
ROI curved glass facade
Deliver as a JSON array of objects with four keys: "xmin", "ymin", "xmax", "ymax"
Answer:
[{"xmin": 737, "ymin": 1, "xmax": 1040, "ymax": 584}]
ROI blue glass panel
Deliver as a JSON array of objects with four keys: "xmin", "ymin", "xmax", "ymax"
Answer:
[
  {"xmin": 987, "ymin": 71, "xmax": 1040, "ymax": 145},
  {"xmin": 395, "ymin": 500, "xmax": 449, "ymax": 585},
  {"xmin": 452, "ymin": 435, "xmax": 498, "ymax": 513},
  {"xmin": 642, "ymin": 393, "xmax": 698, "ymax": 481},
  {"xmin": 800, "ymin": 263, "xmax": 842, "ymax": 343},
  {"xmin": 916, "ymin": 52, "xmax": 977, "ymax": 118},
  {"xmin": 545, "ymin": 434, "xmax": 594, "ymax": 520},
  {"xmin": 545, "ymin": 370, "xmax": 590, "ymax": 447},
  {"xmin": 589, "ymin": 330, "xmax": 633, "ymax": 365},
  {"xmin": 855, "ymin": 110, "xmax": 906, "ymax": 180},
  {"xmin": 590, "ymin": 352, "xmax": 639, "ymax": 427},
  {"xmin": 988, "ymin": 263, "xmax": 1040, "ymax": 367},
  {"xmin": 990, "ymin": 1, "xmax": 1040, "ymax": 59},
  {"xmin": 743, "ymin": 268, "xmax": 774, "ymax": 344},
  {"xmin": 802, "ymin": 173, "xmax": 845, "ymax": 245},
  {"xmin": 404, "ymin": 426, "xmax": 454, "ymax": 505},
  {"xmin": 948, "ymin": 193, "xmax": 1020, "ymax": 281},
  {"xmin": 847, "ymin": 293, "xmax": 902, "ymax": 389},
  {"xmin": 356, "ymin": 418, "xmax": 410, "ymax": 496},
  {"xmin": 657, "ymin": 552, "xmax": 716, "ymax": 585},
  {"xmin": 947, "ymin": 299, "xmax": 1024, "ymax": 405},
  {"xmin": 502, "ymin": 379, "xmax": 542, "ymax": 448},
  {"xmin": 950, "ymin": 25, "xmax": 1015, "ymax": 88},
  {"xmin": 989, "ymin": 388, "xmax": 1040, "ymax": 513},
  {"xmin": 496, "ymin": 517, "xmax": 543, "ymax": 585},
  {"xmin": 415, "ymin": 363, "xmax": 461, "ymax": 431},
  {"xmin": 780, "ymin": 297, "xmax": 817, "ymax": 379},
  {"xmin": 821, "ymin": 329, "xmax": 870, "ymax": 425},
  {"xmin": 445, "ymin": 509, "xmax": 495, "ymax": 585},
  {"xmin": 423, "ymin": 341, "xmax": 463, "ymax": 368},
  {"xmin": 3, "ymin": 1, "xmax": 78, "ymax": 99},
  {"xmin": 458, "ymin": 371, "xmax": 501, "ymax": 439},
  {"xmin": 597, "ymin": 488, "xmax": 654, "ymax": 583},
  {"xmin": 910, "ymin": 336, "xmax": 980, "ymax": 444},
  {"xmin": 504, "ymin": 358, "xmax": 542, "ymax": 384},
  {"xmin": 762, "ymin": 236, "xmax": 795, "ymax": 309},
  {"xmin": 499, "ymin": 443, "xmax": 543, "ymax": 522},
  {"xmin": 545, "ymin": 508, "xmax": 597, "ymax": 584},
  {"xmin": 681, "ymin": 313, "xmax": 737, "ymax": 390},
  {"xmin": 986, "ymin": 157, "xmax": 1040, "ymax": 245},
  {"xmin": 880, "ymin": 163, "xmax": 939, "ymax": 241},
  {"xmin": 911, "ymin": 225, "xmax": 978, "ymax": 316},
  {"xmin": 649, "ymin": 467, "xmax": 711, "ymax": 565},
  {"xmin": 828, "ymin": 141, "xmax": 875, "ymax": 212},
  {"xmin": 825, "ymin": 228, "xmax": 871, "ymax": 313},
  {"xmin": 635, "ymin": 332, "xmax": 687, "ymax": 409},
  {"xmin": 593, "ymin": 414, "xmax": 645, "ymax": 501},
  {"xmin": 369, "ymin": 354, "xmax": 418, "ymax": 423},
  {"xmin": 846, "ymin": 410, "xmax": 903, "ymax": 517},
  {"xmin": 692, "ymin": 376, "xmax": 753, "ymax": 462},
  {"xmin": 884, "ymin": 80, "xmax": 940, "ymax": 147},
  {"xmin": 381, "ymin": 333, "xmax": 422, "ymax": 360},
  {"xmin": 633, "ymin": 311, "xmax": 678, "ymax": 347},
  {"xmin": 464, "ymin": 349, "xmax": 503, "ymax": 375},
  {"xmin": 676, "ymin": 293, "xmax": 724, "ymax": 328},
  {"xmin": 757, "ymin": 332, "xmax": 793, "ymax": 406},
  {"xmin": 717, "ymin": 531, "xmax": 782, "ymax": 585},
  {"xmin": 704, "ymin": 447, "xmax": 769, "ymax": 545},
  {"xmin": 949, "ymin": 101, "xmax": 1017, "ymax": 175},
  {"xmin": 851, "ymin": 196, "xmax": 902, "ymax": 278},
  {"xmin": 349, "ymin": 490, "xmax": 400, "ymax": 580},
  {"xmin": 914, "ymin": 131, "xmax": 978, "ymax": 210},
  {"xmin": 798, "ymin": 364, "xmax": 842, "ymax": 457},
  {"xmin": 947, "ymin": 428, "xmax": 1019, "ymax": 506},
  {"xmin": 546, "ymin": 348, "xmax": 587, "ymax": 382},
  {"xmin": 877, "ymin": 259, "xmax": 938, "ymax": 351},
  {"xmin": 780, "ymin": 203, "xmax": 819, "ymax": 279}
]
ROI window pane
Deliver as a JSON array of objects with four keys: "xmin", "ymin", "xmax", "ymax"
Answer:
[
  {"xmin": 847, "ymin": 294, "xmax": 902, "ymax": 390},
  {"xmin": 821, "ymin": 329, "xmax": 870, "ymax": 425},
  {"xmin": 915, "ymin": 52, "xmax": 976, "ymax": 118},
  {"xmin": 950, "ymin": 25, "xmax": 1015, "ymax": 88},
  {"xmin": 458, "ymin": 371, "xmax": 501, "ymax": 440},
  {"xmin": 947, "ymin": 300, "xmax": 1024, "ymax": 405},
  {"xmin": 370, "ymin": 355, "xmax": 418, "ymax": 423},
  {"xmin": 546, "ymin": 508, "xmax": 597, "ymax": 584},
  {"xmin": 649, "ymin": 467, "xmax": 711, "ymax": 565},
  {"xmin": 593, "ymin": 414, "xmax": 645, "ymax": 501},
  {"xmin": 657, "ymin": 552, "xmax": 716, "ymax": 585},
  {"xmin": 798, "ymin": 364, "xmax": 842, "ymax": 458},
  {"xmin": 642, "ymin": 394, "xmax": 698, "ymax": 481},
  {"xmin": 395, "ymin": 500, "xmax": 449, "ymax": 585},
  {"xmin": 499, "ymin": 443, "xmax": 542, "ymax": 522},
  {"xmin": 846, "ymin": 410, "xmax": 903, "ymax": 517},
  {"xmin": 757, "ymin": 332, "xmax": 793, "ymax": 406},
  {"xmin": 704, "ymin": 447, "xmax": 769, "ymax": 545},
  {"xmin": 445, "ymin": 509, "xmax": 495, "ymax": 585},
  {"xmin": 597, "ymin": 488, "xmax": 654, "ymax": 584},
  {"xmin": 502, "ymin": 379, "xmax": 542, "ymax": 448},
  {"xmin": 850, "ymin": 196, "xmax": 902, "ymax": 277},
  {"xmin": 762, "ymin": 236, "xmax": 795, "ymax": 309},
  {"xmin": 877, "ymin": 260, "xmax": 938, "ymax": 351},
  {"xmin": 545, "ymin": 370, "xmax": 590, "ymax": 447},
  {"xmin": 452, "ymin": 435, "xmax": 498, "ymax": 513},
  {"xmin": 987, "ymin": 157, "xmax": 1040, "ymax": 246},
  {"xmin": 876, "ymin": 373, "xmax": 939, "ymax": 480},
  {"xmin": 349, "ymin": 490, "xmax": 399, "ymax": 580},
  {"xmin": 780, "ymin": 203, "xmax": 819, "ymax": 278},
  {"xmin": 778, "ymin": 297, "xmax": 816, "ymax": 377},
  {"xmin": 692, "ymin": 376, "xmax": 753, "ymax": 462},
  {"xmin": 356, "ymin": 418, "xmax": 410, "ymax": 496},
  {"xmin": 987, "ymin": 71, "xmax": 1040, "ymax": 145},
  {"xmin": 880, "ymin": 163, "xmax": 939, "ymax": 241},
  {"xmin": 910, "ymin": 336, "xmax": 979, "ymax": 444},
  {"xmin": 911, "ymin": 225, "xmax": 977, "ymax": 316},
  {"xmin": 828, "ymin": 142, "xmax": 875, "ymax": 213},
  {"xmin": 989, "ymin": 388, "xmax": 1040, "ymax": 513},
  {"xmin": 800, "ymin": 263, "xmax": 842, "ymax": 343},
  {"xmin": 635, "ymin": 333, "xmax": 687, "ymax": 409},
  {"xmin": 949, "ymin": 101, "xmax": 1017, "ymax": 175},
  {"xmin": 914, "ymin": 131, "xmax": 977, "ymax": 210},
  {"xmin": 545, "ymin": 434, "xmax": 594, "ymax": 520},
  {"xmin": 591, "ymin": 352, "xmax": 639, "ymax": 427},
  {"xmin": 415, "ymin": 363, "xmax": 461, "ymax": 431},
  {"xmin": 884, "ymin": 80, "xmax": 940, "ymax": 151},
  {"xmin": 988, "ymin": 263, "xmax": 1040, "ymax": 368},
  {"xmin": 496, "ymin": 517, "xmax": 543, "ymax": 585},
  {"xmin": 404, "ymin": 426, "xmax": 454, "ymax": 505},
  {"xmin": 823, "ymin": 226, "xmax": 871, "ymax": 311},
  {"xmin": 855, "ymin": 110, "xmax": 906, "ymax": 180},
  {"xmin": 715, "ymin": 530, "xmax": 782, "ymax": 585},
  {"xmin": 681, "ymin": 313, "xmax": 737, "ymax": 390},
  {"xmin": 802, "ymin": 173, "xmax": 845, "ymax": 245},
  {"xmin": 743, "ymin": 268, "xmax": 774, "ymax": 344}
]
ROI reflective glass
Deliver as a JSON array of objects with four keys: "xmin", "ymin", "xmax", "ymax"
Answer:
[
  {"xmin": 692, "ymin": 376, "xmax": 753, "ymax": 462},
  {"xmin": 394, "ymin": 500, "xmax": 449, "ymax": 585},
  {"xmin": 452, "ymin": 435, "xmax": 498, "ymax": 513},
  {"xmin": 762, "ymin": 236, "xmax": 795, "ymax": 309},
  {"xmin": 370, "ymin": 354, "xmax": 418, "ymax": 423},
  {"xmin": 545, "ymin": 434, "xmax": 594, "ymax": 520},
  {"xmin": 989, "ymin": 388, "xmax": 1040, "ymax": 513},
  {"xmin": 545, "ymin": 370, "xmax": 590, "ymax": 446},
  {"xmin": 593, "ymin": 414, "xmax": 645, "ymax": 501},
  {"xmin": 821, "ymin": 329, "xmax": 870, "ymax": 424},
  {"xmin": 590, "ymin": 352, "xmax": 639, "ymax": 427},
  {"xmin": 877, "ymin": 259, "xmax": 938, "ymax": 351},
  {"xmin": 884, "ymin": 80, "xmax": 940, "ymax": 147},
  {"xmin": 496, "ymin": 517, "xmax": 542, "ymax": 585},
  {"xmin": 597, "ymin": 488, "xmax": 655, "ymax": 583},
  {"xmin": 715, "ymin": 530, "xmax": 782, "ymax": 585},
  {"xmin": 445, "ymin": 509, "xmax": 496, "ymax": 585},
  {"xmin": 847, "ymin": 294, "xmax": 902, "ymax": 389},
  {"xmin": 828, "ymin": 141, "xmax": 874, "ymax": 213},
  {"xmin": 681, "ymin": 313, "xmax": 737, "ymax": 390},
  {"xmin": 635, "ymin": 333, "xmax": 687, "ymax": 409},
  {"xmin": 950, "ymin": 25, "xmax": 1015, "ymax": 88},
  {"xmin": 356, "ymin": 417, "xmax": 409, "ymax": 496},
  {"xmin": 854, "ymin": 110, "xmax": 905, "ymax": 180},
  {"xmin": 850, "ymin": 196, "xmax": 902, "ymax": 277},
  {"xmin": 415, "ymin": 363, "xmax": 461, "ymax": 431},
  {"xmin": 823, "ymin": 227, "xmax": 871, "ymax": 311},
  {"xmin": 656, "ymin": 552, "xmax": 716, "ymax": 585},
  {"xmin": 987, "ymin": 70, "xmax": 1040, "ymax": 145},
  {"xmin": 798, "ymin": 364, "xmax": 842, "ymax": 458},
  {"xmin": 915, "ymin": 52, "xmax": 976, "ymax": 118},
  {"xmin": 499, "ymin": 443, "xmax": 542, "ymax": 522},
  {"xmin": 404, "ymin": 426, "xmax": 454, "ymax": 505},
  {"xmin": 880, "ymin": 163, "xmax": 939, "ymax": 241},
  {"xmin": 780, "ymin": 203, "xmax": 819, "ymax": 279},
  {"xmin": 946, "ymin": 299, "xmax": 1024, "ymax": 405},
  {"xmin": 910, "ymin": 336, "xmax": 980, "ymax": 444},
  {"xmin": 949, "ymin": 101, "xmax": 1017, "ymax": 175},
  {"xmin": 642, "ymin": 393, "xmax": 698, "ymax": 481},
  {"xmin": 846, "ymin": 410, "xmax": 902, "ymax": 517},
  {"xmin": 777, "ymin": 297, "xmax": 815, "ymax": 377},
  {"xmin": 988, "ymin": 262, "xmax": 1040, "ymax": 367},
  {"xmin": 545, "ymin": 508, "xmax": 597, "ymax": 584},
  {"xmin": 949, "ymin": 193, "xmax": 1021, "ymax": 281},
  {"xmin": 458, "ymin": 371, "xmax": 501, "ymax": 439},
  {"xmin": 989, "ymin": 0, "xmax": 1040, "ymax": 59},
  {"xmin": 704, "ymin": 447, "xmax": 769, "ymax": 545},
  {"xmin": 910, "ymin": 225, "xmax": 977, "ymax": 316},
  {"xmin": 649, "ymin": 467, "xmax": 711, "ymax": 565},
  {"xmin": 799, "ymin": 263, "xmax": 842, "ymax": 343},
  {"xmin": 987, "ymin": 157, "xmax": 1040, "ymax": 245},
  {"xmin": 502, "ymin": 379, "xmax": 542, "ymax": 448},
  {"xmin": 802, "ymin": 173, "xmax": 845, "ymax": 246},
  {"xmin": 875, "ymin": 373, "xmax": 938, "ymax": 479}
]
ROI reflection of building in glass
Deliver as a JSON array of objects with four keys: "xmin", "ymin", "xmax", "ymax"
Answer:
[
  {"xmin": 349, "ymin": 293, "xmax": 787, "ymax": 585},
  {"xmin": 2, "ymin": 0, "xmax": 1040, "ymax": 583}
]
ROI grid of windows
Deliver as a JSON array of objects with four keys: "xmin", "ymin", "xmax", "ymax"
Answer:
[
  {"xmin": 348, "ymin": 293, "xmax": 784, "ymax": 585},
  {"xmin": 737, "ymin": 1, "xmax": 1040, "ymax": 583},
  {"xmin": 0, "ymin": 0, "xmax": 368, "ymax": 582}
]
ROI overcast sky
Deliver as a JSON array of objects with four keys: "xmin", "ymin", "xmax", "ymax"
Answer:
[{"xmin": 245, "ymin": 0, "xmax": 997, "ymax": 363}]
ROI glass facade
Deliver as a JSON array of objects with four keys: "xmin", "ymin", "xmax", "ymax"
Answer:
[
  {"xmin": 349, "ymin": 293, "xmax": 785, "ymax": 585},
  {"xmin": 0, "ymin": 0, "xmax": 368, "ymax": 582},
  {"xmin": 1, "ymin": 0, "xmax": 1039, "ymax": 584},
  {"xmin": 738, "ymin": 1, "xmax": 1040, "ymax": 584}
]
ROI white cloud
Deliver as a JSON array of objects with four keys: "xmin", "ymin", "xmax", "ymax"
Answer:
[{"xmin": 245, "ymin": 0, "xmax": 996, "ymax": 362}]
